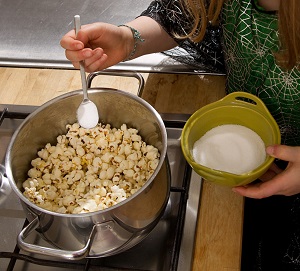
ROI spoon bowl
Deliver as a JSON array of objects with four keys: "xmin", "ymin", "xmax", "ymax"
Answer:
[
  {"xmin": 76, "ymin": 98, "xmax": 99, "ymax": 128},
  {"xmin": 74, "ymin": 15, "xmax": 99, "ymax": 128}
]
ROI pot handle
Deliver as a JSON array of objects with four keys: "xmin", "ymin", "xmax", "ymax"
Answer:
[
  {"xmin": 17, "ymin": 216, "xmax": 96, "ymax": 260},
  {"xmin": 218, "ymin": 91, "xmax": 270, "ymax": 114},
  {"xmin": 86, "ymin": 70, "xmax": 145, "ymax": 97}
]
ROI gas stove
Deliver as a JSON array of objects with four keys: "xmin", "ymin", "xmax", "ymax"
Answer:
[{"xmin": 0, "ymin": 104, "xmax": 202, "ymax": 271}]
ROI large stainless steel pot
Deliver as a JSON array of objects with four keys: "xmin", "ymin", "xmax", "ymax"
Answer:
[{"xmin": 5, "ymin": 71, "xmax": 170, "ymax": 259}]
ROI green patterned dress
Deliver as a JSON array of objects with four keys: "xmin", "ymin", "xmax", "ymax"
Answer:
[
  {"xmin": 222, "ymin": 3, "xmax": 300, "ymax": 270},
  {"xmin": 222, "ymin": 0, "xmax": 300, "ymax": 147}
]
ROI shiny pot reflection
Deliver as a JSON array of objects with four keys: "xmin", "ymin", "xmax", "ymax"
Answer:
[{"xmin": 5, "ymin": 88, "xmax": 170, "ymax": 259}]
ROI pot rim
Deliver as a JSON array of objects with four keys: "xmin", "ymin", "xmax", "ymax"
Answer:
[{"xmin": 5, "ymin": 88, "xmax": 168, "ymax": 218}]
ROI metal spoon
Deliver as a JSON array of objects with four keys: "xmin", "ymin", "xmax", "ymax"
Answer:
[{"xmin": 74, "ymin": 15, "xmax": 99, "ymax": 129}]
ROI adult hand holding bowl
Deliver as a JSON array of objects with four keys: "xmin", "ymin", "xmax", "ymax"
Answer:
[{"xmin": 181, "ymin": 92, "xmax": 281, "ymax": 187}]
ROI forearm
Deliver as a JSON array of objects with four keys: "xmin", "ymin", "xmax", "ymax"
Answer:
[{"xmin": 122, "ymin": 16, "xmax": 178, "ymax": 60}]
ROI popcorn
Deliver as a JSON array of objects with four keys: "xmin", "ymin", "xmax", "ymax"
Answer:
[{"xmin": 23, "ymin": 122, "xmax": 160, "ymax": 214}]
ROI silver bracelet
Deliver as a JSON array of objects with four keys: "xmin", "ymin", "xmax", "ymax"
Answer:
[{"xmin": 118, "ymin": 24, "xmax": 145, "ymax": 61}]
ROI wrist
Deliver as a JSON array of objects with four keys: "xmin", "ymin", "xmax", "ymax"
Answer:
[{"xmin": 118, "ymin": 25, "xmax": 145, "ymax": 61}]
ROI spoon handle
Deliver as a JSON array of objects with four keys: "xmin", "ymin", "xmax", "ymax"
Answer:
[{"xmin": 74, "ymin": 15, "xmax": 88, "ymax": 101}]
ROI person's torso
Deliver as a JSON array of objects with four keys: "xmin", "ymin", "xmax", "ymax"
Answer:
[{"xmin": 222, "ymin": 0, "xmax": 300, "ymax": 146}]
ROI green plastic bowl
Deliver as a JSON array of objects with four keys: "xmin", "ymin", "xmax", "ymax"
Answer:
[{"xmin": 181, "ymin": 92, "xmax": 281, "ymax": 187}]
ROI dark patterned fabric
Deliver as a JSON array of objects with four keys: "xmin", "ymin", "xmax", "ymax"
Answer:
[{"xmin": 140, "ymin": 0, "xmax": 225, "ymax": 73}]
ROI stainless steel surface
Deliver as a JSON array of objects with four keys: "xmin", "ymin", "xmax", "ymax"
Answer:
[
  {"xmin": 0, "ymin": 164, "xmax": 12, "ymax": 205},
  {"xmin": 0, "ymin": 104, "xmax": 202, "ymax": 271},
  {"xmin": 87, "ymin": 69, "xmax": 146, "ymax": 96},
  {"xmin": 6, "ymin": 88, "xmax": 170, "ymax": 258},
  {"xmin": 0, "ymin": 0, "xmax": 222, "ymax": 74},
  {"xmin": 18, "ymin": 216, "xmax": 97, "ymax": 260}
]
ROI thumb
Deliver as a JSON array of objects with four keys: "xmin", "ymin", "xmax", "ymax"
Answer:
[
  {"xmin": 266, "ymin": 144, "xmax": 300, "ymax": 163},
  {"xmin": 75, "ymin": 30, "xmax": 89, "ymax": 45}
]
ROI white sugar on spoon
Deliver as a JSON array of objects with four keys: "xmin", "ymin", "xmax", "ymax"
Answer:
[{"xmin": 74, "ymin": 15, "xmax": 99, "ymax": 129}]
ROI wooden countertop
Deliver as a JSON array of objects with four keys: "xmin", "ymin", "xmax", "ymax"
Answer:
[{"xmin": 0, "ymin": 67, "xmax": 244, "ymax": 271}]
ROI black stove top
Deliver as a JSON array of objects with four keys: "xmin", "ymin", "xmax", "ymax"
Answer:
[{"xmin": 0, "ymin": 104, "xmax": 202, "ymax": 271}]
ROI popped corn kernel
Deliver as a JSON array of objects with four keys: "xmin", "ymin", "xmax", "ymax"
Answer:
[{"xmin": 23, "ymin": 121, "xmax": 160, "ymax": 214}]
